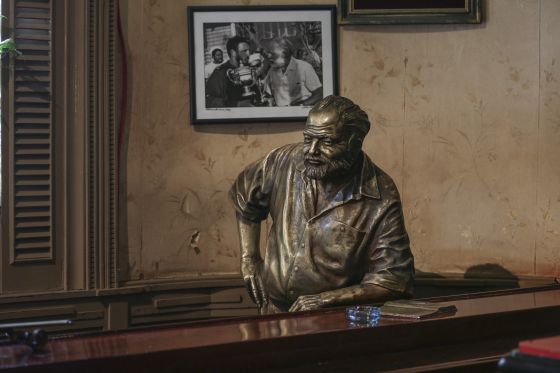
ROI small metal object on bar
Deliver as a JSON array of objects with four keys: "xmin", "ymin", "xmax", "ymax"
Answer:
[
  {"xmin": 346, "ymin": 305, "xmax": 381, "ymax": 326},
  {"xmin": 0, "ymin": 319, "xmax": 72, "ymax": 352},
  {"xmin": 0, "ymin": 319, "xmax": 72, "ymax": 329}
]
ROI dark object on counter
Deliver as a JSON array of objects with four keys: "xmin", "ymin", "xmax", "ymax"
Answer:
[
  {"xmin": 380, "ymin": 299, "xmax": 457, "ymax": 319},
  {"xmin": 346, "ymin": 300, "xmax": 457, "ymax": 326},
  {"xmin": 0, "ymin": 329, "xmax": 47, "ymax": 352},
  {"xmin": 499, "ymin": 349, "xmax": 560, "ymax": 373},
  {"xmin": 499, "ymin": 335, "xmax": 560, "ymax": 372},
  {"xmin": 0, "ymin": 319, "xmax": 71, "ymax": 352}
]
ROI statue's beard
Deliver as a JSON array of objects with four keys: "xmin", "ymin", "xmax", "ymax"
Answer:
[{"xmin": 304, "ymin": 152, "xmax": 360, "ymax": 180}]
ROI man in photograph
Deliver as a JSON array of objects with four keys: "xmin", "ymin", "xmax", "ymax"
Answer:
[
  {"xmin": 263, "ymin": 39, "xmax": 323, "ymax": 107},
  {"xmin": 204, "ymin": 48, "xmax": 225, "ymax": 81},
  {"xmin": 206, "ymin": 36, "xmax": 254, "ymax": 108}
]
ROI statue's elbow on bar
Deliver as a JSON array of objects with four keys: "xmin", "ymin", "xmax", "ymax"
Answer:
[{"xmin": 230, "ymin": 95, "xmax": 415, "ymax": 314}]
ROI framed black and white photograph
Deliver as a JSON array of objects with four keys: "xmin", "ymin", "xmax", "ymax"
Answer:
[{"xmin": 187, "ymin": 5, "xmax": 338, "ymax": 124}]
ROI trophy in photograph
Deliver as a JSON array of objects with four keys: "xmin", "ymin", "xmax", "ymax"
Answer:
[
  {"xmin": 225, "ymin": 53, "xmax": 270, "ymax": 106},
  {"xmin": 226, "ymin": 63, "xmax": 257, "ymax": 98}
]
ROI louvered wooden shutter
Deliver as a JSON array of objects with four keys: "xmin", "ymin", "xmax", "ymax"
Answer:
[{"xmin": 8, "ymin": 0, "xmax": 53, "ymax": 263}]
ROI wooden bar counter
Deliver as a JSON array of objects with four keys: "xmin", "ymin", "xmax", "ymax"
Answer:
[{"xmin": 2, "ymin": 285, "xmax": 560, "ymax": 372}]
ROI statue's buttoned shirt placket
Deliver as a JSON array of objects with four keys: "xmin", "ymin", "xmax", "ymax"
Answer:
[{"xmin": 281, "ymin": 158, "xmax": 380, "ymax": 302}]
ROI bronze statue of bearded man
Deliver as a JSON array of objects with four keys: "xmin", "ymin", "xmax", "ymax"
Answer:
[{"xmin": 230, "ymin": 95, "xmax": 414, "ymax": 314}]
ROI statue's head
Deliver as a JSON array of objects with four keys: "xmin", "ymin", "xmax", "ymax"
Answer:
[{"xmin": 303, "ymin": 95, "xmax": 370, "ymax": 181}]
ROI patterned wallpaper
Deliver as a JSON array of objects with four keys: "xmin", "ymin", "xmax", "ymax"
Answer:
[{"xmin": 122, "ymin": 0, "xmax": 560, "ymax": 282}]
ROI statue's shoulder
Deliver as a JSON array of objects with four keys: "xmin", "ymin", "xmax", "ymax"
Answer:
[
  {"xmin": 266, "ymin": 143, "xmax": 302, "ymax": 161},
  {"xmin": 259, "ymin": 143, "xmax": 302, "ymax": 172},
  {"xmin": 367, "ymin": 158, "xmax": 402, "ymax": 201}
]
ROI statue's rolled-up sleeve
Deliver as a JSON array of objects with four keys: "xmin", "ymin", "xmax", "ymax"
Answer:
[
  {"xmin": 362, "ymin": 203, "xmax": 415, "ymax": 296},
  {"xmin": 229, "ymin": 154, "xmax": 275, "ymax": 223}
]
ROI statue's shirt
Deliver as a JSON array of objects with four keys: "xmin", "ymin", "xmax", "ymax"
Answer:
[{"xmin": 230, "ymin": 143, "xmax": 414, "ymax": 305}]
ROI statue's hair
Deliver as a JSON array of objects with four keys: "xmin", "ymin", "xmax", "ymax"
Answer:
[{"xmin": 310, "ymin": 95, "xmax": 370, "ymax": 137}]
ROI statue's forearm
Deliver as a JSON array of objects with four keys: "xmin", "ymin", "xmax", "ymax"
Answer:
[
  {"xmin": 320, "ymin": 284, "xmax": 400, "ymax": 307},
  {"xmin": 237, "ymin": 213, "xmax": 268, "ymax": 308},
  {"xmin": 236, "ymin": 213, "xmax": 261, "ymax": 261}
]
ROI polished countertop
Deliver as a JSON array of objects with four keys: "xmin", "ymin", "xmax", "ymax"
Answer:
[{"xmin": 1, "ymin": 285, "xmax": 560, "ymax": 371}]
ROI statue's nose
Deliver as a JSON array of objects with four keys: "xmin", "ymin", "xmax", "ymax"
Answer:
[{"xmin": 309, "ymin": 139, "xmax": 320, "ymax": 155}]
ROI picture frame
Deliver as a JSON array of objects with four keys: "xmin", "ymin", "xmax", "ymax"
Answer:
[
  {"xmin": 339, "ymin": 0, "xmax": 482, "ymax": 25},
  {"xmin": 187, "ymin": 5, "xmax": 338, "ymax": 124}
]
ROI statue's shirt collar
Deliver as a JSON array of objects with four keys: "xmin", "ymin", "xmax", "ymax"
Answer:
[{"xmin": 295, "ymin": 151, "xmax": 381, "ymax": 203}]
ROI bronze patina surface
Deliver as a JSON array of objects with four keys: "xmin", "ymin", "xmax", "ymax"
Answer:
[{"xmin": 230, "ymin": 96, "xmax": 414, "ymax": 314}]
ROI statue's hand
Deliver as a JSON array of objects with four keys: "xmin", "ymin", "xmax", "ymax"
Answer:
[
  {"xmin": 289, "ymin": 292, "xmax": 333, "ymax": 312},
  {"xmin": 241, "ymin": 257, "xmax": 268, "ymax": 309}
]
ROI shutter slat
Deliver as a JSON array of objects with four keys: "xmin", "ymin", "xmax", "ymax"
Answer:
[
  {"xmin": 15, "ymin": 12, "xmax": 50, "ymax": 19},
  {"xmin": 15, "ymin": 117, "xmax": 50, "ymax": 124},
  {"xmin": 15, "ymin": 200, "xmax": 50, "ymax": 208},
  {"xmin": 17, "ymin": 45, "xmax": 50, "ymax": 51},
  {"xmin": 16, "ymin": 74, "xmax": 51, "ymax": 80},
  {"xmin": 16, "ymin": 97, "xmax": 50, "ymax": 104},
  {"xmin": 13, "ymin": 252, "xmax": 51, "ymax": 261},
  {"xmin": 15, "ymin": 34, "xmax": 50, "ymax": 41},
  {"xmin": 15, "ymin": 87, "xmax": 50, "ymax": 93},
  {"xmin": 16, "ymin": 221, "xmax": 50, "ymax": 229},
  {"xmin": 15, "ymin": 169, "xmax": 51, "ymax": 176},
  {"xmin": 16, "ymin": 231, "xmax": 51, "ymax": 239},
  {"xmin": 13, "ymin": 253, "xmax": 51, "ymax": 261},
  {"xmin": 15, "ymin": 65, "xmax": 50, "ymax": 71},
  {"xmin": 15, "ymin": 190, "xmax": 50, "ymax": 197},
  {"xmin": 15, "ymin": 148, "xmax": 50, "ymax": 154},
  {"xmin": 14, "ymin": 182, "xmax": 50, "ymax": 188},
  {"xmin": 15, "ymin": 128, "xmax": 50, "ymax": 134},
  {"xmin": 14, "ymin": 241, "xmax": 51, "ymax": 250},
  {"xmin": 17, "ymin": 2, "xmax": 50, "ymax": 9},
  {"xmin": 15, "ymin": 105, "xmax": 51, "ymax": 113},
  {"xmin": 15, "ymin": 138, "xmax": 50, "ymax": 145},
  {"xmin": 15, "ymin": 54, "xmax": 50, "ymax": 62},
  {"xmin": 15, "ymin": 211, "xmax": 51, "ymax": 218},
  {"xmin": 15, "ymin": 22, "xmax": 50, "ymax": 30}
]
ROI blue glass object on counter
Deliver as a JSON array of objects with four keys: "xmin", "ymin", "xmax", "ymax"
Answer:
[{"xmin": 345, "ymin": 305, "xmax": 381, "ymax": 326}]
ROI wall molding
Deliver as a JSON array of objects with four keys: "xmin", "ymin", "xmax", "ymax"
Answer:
[{"xmin": 86, "ymin": 0, "xmax": 119, "ymax": 290}]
